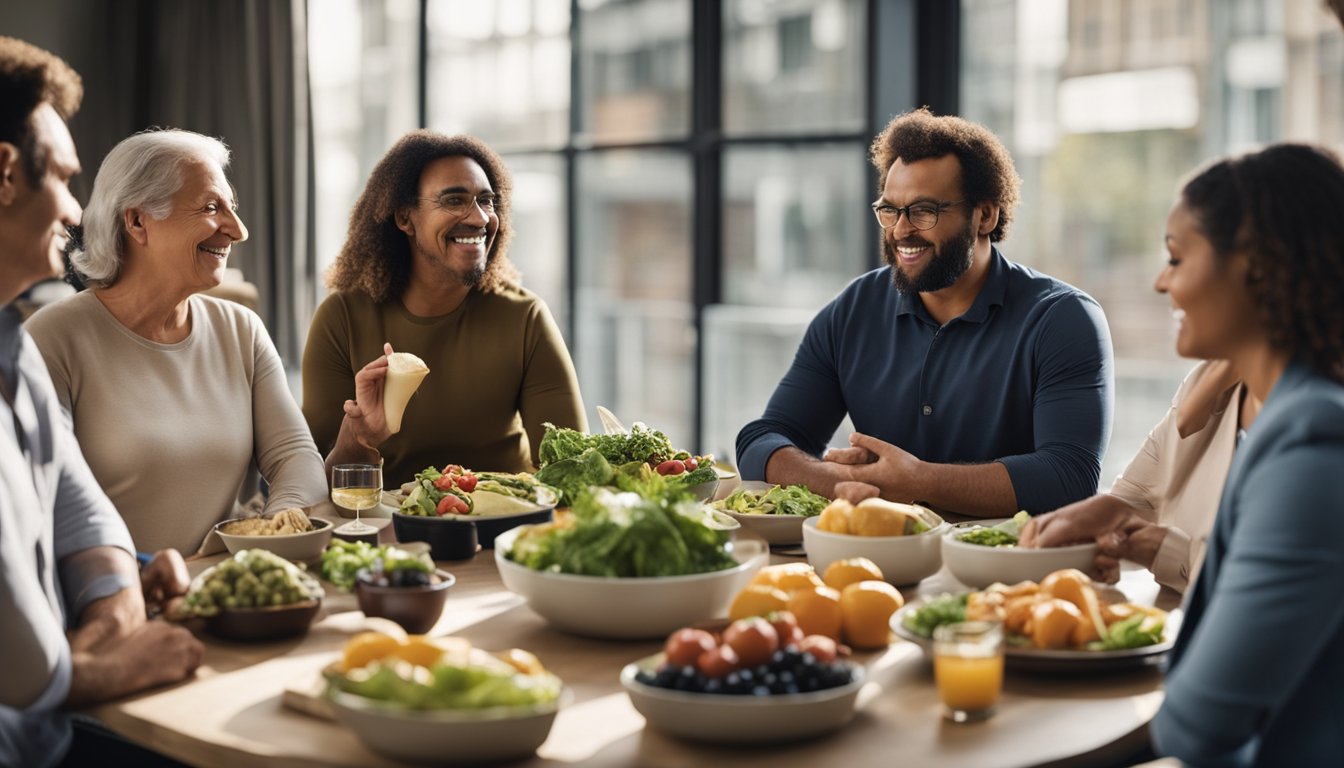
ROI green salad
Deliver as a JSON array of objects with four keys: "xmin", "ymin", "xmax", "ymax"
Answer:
[
  {"xmin": 956, "ymin": 510, "xmax": 1032, "ymax": 547},
  {"xmin": 330, "ymin": 660, "xmax": 561, "ymax": 711},
  {"xmin": 320, "ymin": 540, "xmax": 433, "ymax": 592},
  {"xmin": 712, "ymin": 484, "xmax": 829, "ymax": 517},
  {"xmin": 505, "ymin": 471, "xmax": 737, "ymax": 577},
  {"xmin": 534, "ymin": 423, "xmax": 718, "ymax": 505}
]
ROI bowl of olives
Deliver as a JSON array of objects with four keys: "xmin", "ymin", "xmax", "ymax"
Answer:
[{"xmin": 354, "ymin": 566, "xmax": 456, "ymax": 634}]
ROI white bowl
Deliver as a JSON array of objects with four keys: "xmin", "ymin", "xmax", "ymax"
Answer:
[
  {"xmin": 213, "ymin": 517, "xmax": 333, "ymax": 562},
  {"xmin": 620, "ymin": 653, "xmax": 865, "ymax": 744},
  {"xmin": 327, "ymin": 688, "xmax": 564, "ymax": 764},
  {"xmin": 941, "ymin": 520, "xmax": 1098, "ymax": 588},
  {"xmin": 494, "ymin": 527, "xmax": 768, "ymax": 639},
  {"xmin": 715, "ymin": 481, "xmax": 819, "ymax": 546},
  {"xmin": 801, "ymin": 512, "xmax": 947, "ymax": 585}
]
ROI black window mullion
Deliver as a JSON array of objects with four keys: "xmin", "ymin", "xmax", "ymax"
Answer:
[
  {"xmin": 417, "ymin": 0, "xmax": 428, "ymax": 129},
  {"xmin": 691, "ymin": 0, "xmax": 722, "ymax": 454},
  {"xmin": 565, "ymin": 0, "xmax": 582, "ymax": 346}
]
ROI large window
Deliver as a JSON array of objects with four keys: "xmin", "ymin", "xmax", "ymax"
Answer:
[{"xmin": 961, "ymin": 0, "xmax": 1344, "ymax": 484}]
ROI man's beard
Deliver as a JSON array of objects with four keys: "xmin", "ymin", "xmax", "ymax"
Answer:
[{"xmin": 883, "ymin": 217, "xmax": 976, "ymax": 294}]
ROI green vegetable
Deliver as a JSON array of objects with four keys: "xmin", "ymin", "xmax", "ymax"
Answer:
[
  {"xmin": 320, "ymin": 540, "xmax": 433, "ymax": 592},
  {"xmin": 901, "ymin": 593, "xmax": 968, "ymax": 638},
  {"xmin": 537, "ymin": 422, "xmax": 676, "ymax": 467},
  {"xmin": 955, "ymin": 510, "xmax": 1033, "ymax": 547},
  {"xmin": 712, "ymin": 484, "xmax": 828, "ymax": 517},
  {"xmin": 1088, "ymin": 614, "xmax": 1166, "ymax": 651},
  {"xmin": 505, "ymin": 473, "xmax": 737, "ymax": 577},
  {"xmin": 475, "ymin": 471, "xmax": 555, "ymax": 503},
  {"xmin": 330, "ymin": 660, "xmax": 561, "ymax": 711},
  {"xmin": 184, "ymin": 549, "xmax": 323, "ymax": 615},
  {"xmin": 397, "ymin": 466, "xmax": 474, "ymax": 517},
  {"xmin": 534, "ymin": 448, "xmax": 615, "ymax": 506}
]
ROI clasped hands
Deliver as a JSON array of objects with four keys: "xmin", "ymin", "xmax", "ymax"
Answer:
[{"xmin": 823, "ymin": 432, "xmax": 924, "ymax": 505}]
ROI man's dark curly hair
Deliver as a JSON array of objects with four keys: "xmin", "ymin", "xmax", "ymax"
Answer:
[
  {"xmin": 1181, "ymin": 143, "xmax": 1344, "ymax": 382},
  {"xmin": 0, "ymin": 36, "xmax": 82, "ymax": 184},
  {"xmin": 327, "ymin": 130, "xmax": 519, "ymax": 302},
  {"xmin": 870, "ymin": 107, "xmax": 1021, "ymax": 243}
]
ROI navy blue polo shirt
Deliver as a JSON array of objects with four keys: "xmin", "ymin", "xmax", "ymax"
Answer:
[{"xmin": 735, "ymin": 248, "xmax": 1114, "ymax": 513}]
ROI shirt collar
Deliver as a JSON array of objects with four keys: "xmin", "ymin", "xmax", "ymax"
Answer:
[{"xmin": 893, "ymin": 245, "xmax": 1010, "ymax": 325}]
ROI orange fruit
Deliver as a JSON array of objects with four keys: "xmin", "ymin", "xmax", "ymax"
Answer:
[
  {"xmin": 816, "ymin": 500, "xmax": 854, "ymax": 534},
  {"xmin": 823, "ymin": 557, "xmax": 885, "ymax": 591},
  {"xmin": 729, "ymin": 584, "xmax": 792, "ymax": 621},
  {"xmin": 751, "ymin": 563, "xmax": 824, "ymax": 593},
  {"xmin": 341, "ymin": 631, "xmax": 401, "ymax": 671},
  {"xmin": 787, "ymin": 585, "xmax": 844, "ymax": 641},
  {"xmin": 840, "ymin": 580, "xmax": 904, "ymax": 649},
  {"xmin": 393, "ymin": 635, "xmax": 448, "ymax": 668}
]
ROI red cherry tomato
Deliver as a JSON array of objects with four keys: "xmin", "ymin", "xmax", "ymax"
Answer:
[
  {"xmin": 655, "ymin": 459, "xmax": 686, "ymax": 476},
  {"xmin": 723, "ymin": 617, "xmax": 779, "ymax": 668},
  {"xmin": 433, "ymin": 475, "xmax": 456, "ymax": 491},
  {"xmin": 435, "ymin": 494, "xmax": 470, "ymax": 516},
  {"xmin": 683, "ymin": 457, "xmax": 699, "ymax": 472},
  {"xmin": 454, "ymin": 473, "xmax": 478, "ymax": 493},
  {"xmin": 798, "ymin": 634, "xmax": 839, "ymax": 664},
  {"xmin": 697, "ymin": 644, "xmax": 741, "ymax": 679},
  {"xmin": 664, "ymin": 628, "xmax": 717, "ymax": 667}
]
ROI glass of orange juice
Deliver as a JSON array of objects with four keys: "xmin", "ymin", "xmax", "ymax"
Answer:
[{"xmin": 933, "ymin": 620, "xmax": 1004, "ymax": 722}]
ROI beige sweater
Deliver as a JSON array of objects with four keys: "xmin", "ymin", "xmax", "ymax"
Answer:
[
  {"xmin": 1108, "ymin": 361, "xmax": 1241, "ymax": 591},
  {"xmin": 26, "ymin": 292, "xmax": 328, "ymax": 554}
]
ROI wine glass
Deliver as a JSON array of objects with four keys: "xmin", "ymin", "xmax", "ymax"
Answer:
[{"xmin": 331, "ymin": 463, "xmax": 382, "ymax": 533}]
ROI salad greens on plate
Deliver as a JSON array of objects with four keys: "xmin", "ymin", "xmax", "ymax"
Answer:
[
  {"xmin": 712, "ymin": 484, "xmax": 828, "ymax": 517},
  {"xmin": 534, "ymin": 423, "xmax": 718, "ymax": 505}
]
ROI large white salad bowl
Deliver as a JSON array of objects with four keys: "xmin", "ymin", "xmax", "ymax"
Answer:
[{"xmin": 494, "ymin": 526, "xmax": 768, "ymax": 639}]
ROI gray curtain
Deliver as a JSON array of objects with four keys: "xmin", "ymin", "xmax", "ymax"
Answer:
[{"xmin": 9, "ymin": 0, "xmax": 316, "ymax": 363}]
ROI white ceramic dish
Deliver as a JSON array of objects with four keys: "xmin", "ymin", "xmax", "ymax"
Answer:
[
  {"xmin": 494, "ymin": 526, "xmax": 768, "ymax": 639},
  {"xmin": 327, "ymin": 688, "xmax": 565, "ymax": 764},
  {"xmin": 714, "ymin": 481, "xmax": 822, "ymax": 546},
  {"xmin": 941, "ymin": 520, "xmax": 1097, "ymax": 588},
  {"xmin": 213, "ymin": 517, "xmax": 333, "ymax": 562},
  {"xmin": 620, "ymin": 653, "xmax": 865, "ymax": 744},
  {"xmin": 801, "ymin": 509, "xmax": 948, "ymax": 585}
]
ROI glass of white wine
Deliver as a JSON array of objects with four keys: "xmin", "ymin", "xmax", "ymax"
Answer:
[{"xmin": 331, "ymin": 463, "xmax": 382, "ymax": 539}]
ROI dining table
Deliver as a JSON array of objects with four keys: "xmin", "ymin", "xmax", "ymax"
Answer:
[{"xmin": 83, "ymin": 521, "xmax": 1184, "ymax": 768}]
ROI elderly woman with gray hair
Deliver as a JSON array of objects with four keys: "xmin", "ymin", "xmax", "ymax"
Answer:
[{"xmin": 25, "ymin": 129, "xmax": 327, "ymax": 555}]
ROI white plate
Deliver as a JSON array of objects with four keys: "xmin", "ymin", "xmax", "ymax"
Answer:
[
  {"xmin": 891, "ymin": 598, "xmax": 1179, "ymax": 673},
  {"xmin": 621, "ymin": 653, "xmax": 865, "ymax": 744}
]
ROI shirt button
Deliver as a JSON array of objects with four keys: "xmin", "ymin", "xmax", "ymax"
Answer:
[{"xmin": 922, "ymin": 404, "xmax": 933, "ymax": 416}]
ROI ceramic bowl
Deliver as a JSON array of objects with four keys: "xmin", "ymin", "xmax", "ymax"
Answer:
[
  {"xmin": 941, "ymin": 520, "xmax": 1097, "ymax": 588},
  {"xmin": 354, "ymin": 569, "xmax": 456, "ymax": 634},
  {"xmin": 327, "ymin": 687, "xmax": 565, "ymax": 764},
  {"xmin": 213, "ymin": 517, "xmax": 333, "ymax": 562},
  {"xmin": 494, "ymin": 526, "xmax": 768, "ymax": 639},
  {"xmin": 715, "ymin": 481, "xmax": 822, "ymax": 546},
  {"xmin": 204, "ymin": 599, "xmax": 322, "ymax": 642},
  {"xmin": 801, "ymin": 509, "xmax": 948, "ymax": 585},
  {"xmin": 620, "ymin": 653, "xmax": 865, "ymax": 744}
]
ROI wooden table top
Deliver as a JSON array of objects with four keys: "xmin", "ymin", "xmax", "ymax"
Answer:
[{"xmin": 85, "ymin": 534, "xmax": 1179, "ymax": 768}]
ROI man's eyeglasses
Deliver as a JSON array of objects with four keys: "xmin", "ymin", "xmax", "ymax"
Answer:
[
  {"xmin": 871, "ymin": 199, "xmax": 965, "ymax": 231},
  {"xmin": 418, "ymin": 192, "xmax": 498, "ymax": 217}
]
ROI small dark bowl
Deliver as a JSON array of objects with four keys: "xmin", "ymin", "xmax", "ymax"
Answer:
[
  {"xmin": 474, "ymin": 508, "xmax": 555, "ymax": 549},
  {"xmin": 393, "ymin": 513, "xmax": 480, "ymax": 560},
  {"xmin": 204, "ymin": 599, "xmax": 322, "ymax": 642},
  {"xmin": 355, "ymin": 570, "xmax": 456, "ymax": 634}
]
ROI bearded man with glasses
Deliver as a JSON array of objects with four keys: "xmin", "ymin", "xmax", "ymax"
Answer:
[
  {"xmin": 736, "ymin": 108, "xmax": 1114, "ymax": 518},
  {"xmin": 304, "ymin": 131, "xmax": 585, "ymax": 482}
]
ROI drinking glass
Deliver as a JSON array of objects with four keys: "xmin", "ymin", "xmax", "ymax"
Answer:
[
  {"xmin": 933, "ymin": 620, "xmax": 1004, "ymax": 723},
  {"xmin": 331, "ymin": 463, "xmax": 382, "ymax": 528}
]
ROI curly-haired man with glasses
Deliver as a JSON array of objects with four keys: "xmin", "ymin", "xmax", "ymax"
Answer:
[{"xmin": 736, "ymin": 108, "xmax": 1114, "ymax": 518}]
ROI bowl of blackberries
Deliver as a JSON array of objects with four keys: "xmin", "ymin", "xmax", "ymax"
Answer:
[
  {"xmin": 354, "ymin": 559, "xmax": 456, "ymax": 635},
  {"xmin": 619, "ymin": 613, "xmax": 866, "ymax": 744}
]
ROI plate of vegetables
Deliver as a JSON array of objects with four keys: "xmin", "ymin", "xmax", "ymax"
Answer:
[
  {"xmin": 893, "ymin": 568, "xmax": 1177, "ymax": 673},
  {"xmin": 392, "ymin": 465, "xmax": 558, "ymax": 552},
  {"xmin": 710, "ymin": 481, "xmax": 830, "ymax": 545},
  {"xmin": 533, "ymin": 422, "xmax": 728, "ymax": 505}
]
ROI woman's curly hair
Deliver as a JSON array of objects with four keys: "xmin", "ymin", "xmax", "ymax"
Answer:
[
  {"xmin": 1181, "ymin": 143, "xmax": 1344, "ymax": 382},
  {"xmin": 869, "ymin": 107, "xmax": 1021, "ymax": 243},
  {"xmin": 327, "ymin": 130, "xmax": 519, "ymax": 302}
]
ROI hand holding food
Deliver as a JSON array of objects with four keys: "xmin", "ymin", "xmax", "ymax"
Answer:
[{"xmin": 382, "ymin": 351, "xmax": 429, "ymax": 434}]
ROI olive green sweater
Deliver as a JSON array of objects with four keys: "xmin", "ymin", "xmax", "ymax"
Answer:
[{"xmin": 302, "ymin": 287, "xmax": 586, "ymax": 486}]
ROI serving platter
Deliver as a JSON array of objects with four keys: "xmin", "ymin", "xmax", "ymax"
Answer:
[{"xmin": 891, "ymin": 598, "xmax": 1180, "ymax": 674}]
